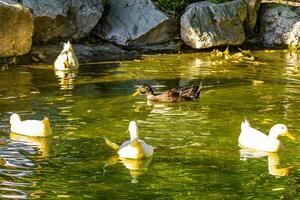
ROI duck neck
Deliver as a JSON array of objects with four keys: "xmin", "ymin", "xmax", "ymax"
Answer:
[
  {"xmin": 145, "ymin": 87, "xmax": 155, "ymax": 99},
  {"xmin": 130, "ymin": 130, "xmax": 138, "ymax": 141},
  {"xmin": 268, "ymin": 130, "xmax": 280, "ymax": 140},
  {"xmin": 129, "ymin": 123, "xmax": 139, "ymax": 140},
  {"xmin": 10, "ymin": 114, "xmax": 21, "ymax": 125},
  {"xmin": 146, "ymin": 94, "xmax": 155, "ymax": 100}
]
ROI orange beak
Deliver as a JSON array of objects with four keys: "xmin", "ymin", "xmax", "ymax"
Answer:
[
  {"xmin": 132, "ymin": 90, "xmax": 140, "ymax": 96},
  {"xmin": 285, "ymin": 132, "xmax": 296, "ymax": 140}
]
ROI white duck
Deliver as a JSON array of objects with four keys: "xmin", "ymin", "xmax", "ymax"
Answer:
[
  {"xmin": 54, "ymin": 41, "xmax": 79, "ymax": 70},
  {"xmin": 238, "ymin": 119, "xmax": 295, "ymax": 152},
  {"xmin": 10, "ymin": 113, "xmax": 52, "ymax": 137},
  {"xmin": 104, "ymin": 121, "xmax": 153, "ymax": 159}
]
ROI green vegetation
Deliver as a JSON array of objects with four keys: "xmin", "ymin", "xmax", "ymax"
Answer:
[
  {"xmin": 154, "ymin": 0, "xmax": 186, "ymax": 12},
  {"xmin": 154, "ymin": 0, "xmax": 232, "ymax": 14}
]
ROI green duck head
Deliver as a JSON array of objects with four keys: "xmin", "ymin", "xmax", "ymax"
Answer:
[{"xmin": 132, "ymin": 84, "xmax": 154, "ymax": 96}]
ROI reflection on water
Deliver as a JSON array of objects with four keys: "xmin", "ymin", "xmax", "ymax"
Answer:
[
  {"xmin": 0, "ymin": 138, "xmax": 35, "ymax": 199},
  {"xmin": 0, "ymin": 50, "xmax": 300, "ymax": 198},
  {"xmin": 0, "ymin": 133, "xmax": 51, "ymax": 199},
  {"xmin": 268, "ymin": 153, "xmax": 292, "ymax": 177},
  {"xmin": 9, "ymin": 132, "xmax": 51, "ymax": 160},
  {"xmin": 240, "ymin": 149, "xmax": 292, "ymax": 177},
  {"xmin": 54, "ymin": 70, "xmax": 78, "ymax": 91},
  {"xmin": 103, "ymin": 155, "xmax": 152, "ymax": 184}
]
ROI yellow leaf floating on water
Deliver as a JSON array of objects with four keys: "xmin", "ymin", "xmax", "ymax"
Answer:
[
  {"xmin": 210, "ymin": 47, "xmax": 257, "ymax": 65},
  {"xmin": 216, "ymin": 51, "xmax": 223, "ymax": 57},
  {"xmin": 243, "ymin": 56, "xmax": 255, "ymax": 61},
  {"xmin": 224, "ymin": 54, "xmax": 231, "ymax": 60},
  {"xmin": 223, "ymin": 46, "xmax": 230, "ymax": 56},
  {"xmin": 232, "ymin": 52, "xmax": 243, "ymax": 59}
]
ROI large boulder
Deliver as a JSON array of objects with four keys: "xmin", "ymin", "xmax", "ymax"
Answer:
[
  {"xmin": 94, "ymin": 0, "xmax": 178, "ymax": 47},
  {"xmin": 180, "ymin": 0, "xmax": 247, "ymax": 49},
  {"xmin": 259, "ymin": 4, "xmax": 300, "ymax": 47},
  {"xmin": 30, "ymin": 43, "xmax": 139, "ymax": 63},
  {"xmin": 0, "ymin": 1, "xmax": 33, "ymax": 57},
  {"xmin": 244, "ymin": 0, "xmax": 261, "ymax": 36},
  {"xmin": 22, "ymin": 0, "xmax": 104, "ymax": 42}
]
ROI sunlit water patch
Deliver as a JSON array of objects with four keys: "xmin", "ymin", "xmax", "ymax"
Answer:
[{"xmin": 0, "ymin": 50, "xmax": 300, "ymax": 198}]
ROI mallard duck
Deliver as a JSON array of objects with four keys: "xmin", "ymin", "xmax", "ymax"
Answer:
[
  {"xmin": 104, "ymin": 121, "xmax": 153, "ymax": 159},
  {"xmin": 238, "ymin": 119, "xmax": 295, "ymax": 152},
  {"xmin": 10, "ymin": 113, "xmax": 52, "ymax": 137},
  {"xmin": 54, "ymin": 41, "xmax": 79, "ymax": 70},
  {"xmin": 132, "ymin": 82, "xmax": 202, "ymax": 103}
]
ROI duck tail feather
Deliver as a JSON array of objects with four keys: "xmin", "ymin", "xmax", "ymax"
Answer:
[
  {"xmin": 193, "ymin": 81, "xmax": 202, "ymax": 98},
  {"xmin": 241, "ymin": 119, "xmax": 250, "ymax": 130},
  {"xmin": 63, "ymin": 41, "xmax": 71, "ymax": 51},
  {"xmin": 42, "ymin": 117, "xmax": 52, "ymax": 136},
  {"xmin": 103, "ymin": 136, "xmax": 120, "ymax": 151}
]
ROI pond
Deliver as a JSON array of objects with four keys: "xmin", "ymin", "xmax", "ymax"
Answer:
[{"xmin": 0, "ymin": 50, "xmax": 300, "ymax": 199}]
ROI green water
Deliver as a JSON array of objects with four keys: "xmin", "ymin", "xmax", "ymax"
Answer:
[{"xmin": 0, "ymin": 50, "xmax": 300, "ymax": 199}]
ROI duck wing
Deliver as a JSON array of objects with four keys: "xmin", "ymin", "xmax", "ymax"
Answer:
[
  {"xmin": 139, "ymin": 140, "xmax": 154, "ymax": 158},
  {"xmin": 239, "ymin": 123, "xmax": 268, "ymax": 141},
  {"xmin": 238, "ymin": 123, "xmax": 279, "ymax": 152},
  {"xmin": 119, "ymin": 140, "xmax": 132, "ymax": 149},
  {"xmin": 103, "ymin": 136, "xmax": 120, "ymax": 151},
  {"xmin": 151, "ymin": 89, "xmax": 180, "ymax": 102},
  {"xmin": 151, "ymin": 83, "xmax": 202, "ymax": 102},
  {"xmin": 174, "ymin": 84, "xmax": 202, "ymax": 99}
]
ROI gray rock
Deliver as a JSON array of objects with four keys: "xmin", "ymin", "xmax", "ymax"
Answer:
[
  {"xmin": 30, "ymin": 43, "xmax": 139, "ymax": 64},
  {"xmin": 76, "ymin": 44, "xmax": 139, "ymax": 62},
  {"xmin": 244, "ymin": 0, "xmax": 261, "ymax": 35},
  {"xmin": 22, "ymin": 0, "xmax": 103, "ymax": 42},
  {"xmin": 259, "ymin": 4, "xmax": 300, "ymax": 47},
  {"xmin": 94, "ymin": 0, "xmax": 177, "ymax": 47},
  {"xmin": 0, "ymin": 1, "xmax": 33, "ymax": 57},
  {"xmin": 71, "ymin": 0, "xmax": 104, "ymax": 39},
  {"xmin": 180, "ymin": 0, "xmax": 247, "ymax": 49}
]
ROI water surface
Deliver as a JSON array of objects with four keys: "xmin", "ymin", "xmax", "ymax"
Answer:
[{"xmin": 0, "ymin": 50, "xmax": 300, "ymax": 199}]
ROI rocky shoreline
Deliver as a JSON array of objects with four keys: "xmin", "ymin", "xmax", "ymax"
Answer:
[{"xmin": 0, "ymin": 0, "xmax": 300, "ymax": 65}]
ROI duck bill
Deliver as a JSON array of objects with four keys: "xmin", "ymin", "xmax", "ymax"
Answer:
[
  {"xmin": 132, "ymin": 90, "xmax": 140, "ymax": 96},
  {"xmin": 285, "ymin": 132, "xmax": 296, "ymax": 140}
]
